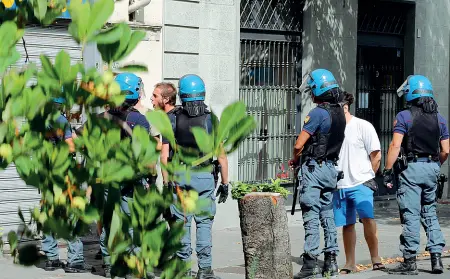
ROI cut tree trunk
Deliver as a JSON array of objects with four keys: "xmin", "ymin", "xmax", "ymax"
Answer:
[{"xmin": 238, "ymin": 192, "xmax": 293, "ymax": 279}]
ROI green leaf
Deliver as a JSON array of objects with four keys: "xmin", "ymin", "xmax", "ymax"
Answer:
[
  {"xmin": 92, "ymin": 25, "xmax": 123, "ymax": 44},
  {"xmin": 0, "ymin": 50, "xmax": 20, "ymax": 74},
  {"xmin": 68, "ymin": 23, "xmax": 80, "ymax": 44},
  {"xmin": 55, "ymin": 50, "xmax": 71, "ymax": 83},
  {"xmin": 111, "ymin": 24, "xmax": 132, "ymax": 61},
  {"xmin": 15, "ymin": 156, "xmax": 32, "ymax": 176},
  {"xmin": 0, "ymin": 124, "xmax": 8, "ymax": 143},
  {"xmin": 40, "ymin": 55, "xmax": 58, "ymax": 79},
  {"xmin": 224, "ymin": 116, "xmax": 256, "ymax": 153},
  {"xmin": 97, "ymin": 42, "xmax": 119, "ymax": 65},
  {"xmin": 33, "ymin": 0, "xmax": 48, "ymax": 21},
  {"xmin": 0, "ymin": 21, "xmax": 18, "ymax": 52},
  {"xmin": 108, "ymin": 208, "xmax": 121, "ymax": 249},
  {"xmin": 191, "ymin": 127, "xmax": 213, "ymax": 153},
  {"xmin": 42, "ymin": 7, "xmax": 64, "ymax": 26},
  {"xmin": 146, "ymin": 110, "xmax": 175, "ymax": 147},
  {"xmin": 117, "ymin": 30, "xmax": 146, "ymax": 61},
  {"xmin": 81, "ymin": 206, "xmax": 100, "ymax": 224},
  {"xmin": 216, "ymin": 101, "xmax": 247, "ymax": 144},
  {"xmin": 118, "ymin": 64, "xmax": 148, "ymax": 72},
  {"xmin": 86, "ymin": 0, "xmax": 115, "ymax": 41},
  {"xmin": 7, "ymin": 231, "xmax": 18, "ymax": 251},
  {"xmin": 18, "ymin": 208, "xmax": 25, "ymax": 223},
  {"xmin": 111, "ymin": 240, "xmax": 130, "ymax": 255},
  {"xmin": 68, "ymin": 0, "xmax": 91, "ymax": 43}
]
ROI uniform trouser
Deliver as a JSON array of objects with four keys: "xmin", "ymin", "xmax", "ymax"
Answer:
[
  {"xmin": 170, "ymin": 171, "xmax": 216, "ymax": 269},
  {"xmin": 41, "ymin": 235, "xmax": 84, "ymax": 265},
  {"xmin": 397, "ymin": 161, "xmax": 446, "ymax": 259},
  {"xmin": 299, "ymin": 159, "xmax": 339, "ymax": 258},
  {"xmin": 100, "ymin": 194, "xmax": 139, "ymax": 265}
]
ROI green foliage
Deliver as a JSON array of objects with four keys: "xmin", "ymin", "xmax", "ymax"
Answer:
[
  {"xmin": 231, "ymin": 178, "xmax": 291, "ymax": 200},
  {"xmin": 0, "ymin": 0, "xmax": 255, "ymax": 278}
]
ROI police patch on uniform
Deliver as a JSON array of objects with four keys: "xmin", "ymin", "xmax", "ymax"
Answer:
[{"xmin": 304, "ymin": 116, "xmax": 310, "ymax": 124}]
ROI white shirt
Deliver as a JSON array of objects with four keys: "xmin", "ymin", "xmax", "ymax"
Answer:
[{"xmin": 336, "ymin": 116, "xmax": 381, "ymax": 189}]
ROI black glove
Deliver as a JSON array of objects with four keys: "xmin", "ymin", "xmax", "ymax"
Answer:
[
  {"xmin": 382, "ymin": 168, "xmax": 394, "ymax": 188},
  {"xmin": 216, "ymin": 183, "xmax": 229, "ymax": 204}
]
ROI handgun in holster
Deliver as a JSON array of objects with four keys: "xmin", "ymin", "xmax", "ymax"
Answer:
[
  {"xmin": 436, "ymin": 173, "xmax": 448, "ymax": 201},
  {"xmin": 393, "ymin": 147, "xmax": 408, "ymax": 175}
]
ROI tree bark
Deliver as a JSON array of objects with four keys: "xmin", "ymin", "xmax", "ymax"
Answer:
[{"xmin": 238, "ymin": 192, "xmax": 293, "ymax": 279}]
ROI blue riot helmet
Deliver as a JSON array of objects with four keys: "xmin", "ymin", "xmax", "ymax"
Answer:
[
  {"xmin": 53, "ymin": 97, "xmax": 66, "ymax": 104},
  {"xmin": 115, "ymin": 72, "xmax": 142, "ymax": 105},
  {"xmin": 300, "ymin": 69, "xmax": 339, "ymax": 97},
  {"xmin": 397, "ymin": 75, "xmax": 434, "ymax": 102},
  {"xmin": 179, "ymin": 74, "xmax": 206, "ymax": 102}
]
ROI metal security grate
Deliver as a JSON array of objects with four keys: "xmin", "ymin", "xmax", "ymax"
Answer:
[
  {"xmin": 357, "ymin": 1, "xmax": 409, "ymax": 36},
  {"xmin": 238, "ymin": 39, "xmax": 301, "ymax": 184},
  {"xmin": 358, "ymin": 13, "xmax": 406, "ymax": 35},
  {"xmin": 240, "ymin": 0, "xmax": 303, "ymax": 32}
]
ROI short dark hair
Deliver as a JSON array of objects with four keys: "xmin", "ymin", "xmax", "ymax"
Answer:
[
  {"xmin": 315, "ymin": 88, "xmax": 343, "ymax": 103},
  {"xmin": 155, "ymin": 82, "xmax": 177, "ymax": 106},
  {"xmin": 343, "ymin": 91, "xmax": 354, "ymax": 107}
]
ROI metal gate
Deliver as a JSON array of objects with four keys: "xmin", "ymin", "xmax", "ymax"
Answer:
[
  {"xmin": 355, "ymin": 46, "xmax": 405, "ymax": 197},
  {"xmin": 238, "ymin": 0, "xmax": 303, "ymax": 184},
  {"xmin": 0, "ymin": 24, "xmax": 83, "ymax": 238}
]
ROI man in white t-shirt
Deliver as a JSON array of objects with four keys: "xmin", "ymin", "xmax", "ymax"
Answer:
[{"xmin": 333, "ymin": 92, "xmax": 385, "ymax": 274}]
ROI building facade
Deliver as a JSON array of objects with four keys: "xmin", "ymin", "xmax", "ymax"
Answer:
[
  {"xmin": 237, "ymin": 0, "xmax": 450, "ymax": 202},
  {"xmin": 1, "ymin": 0, "xmax": 450, "ymax": 234}
]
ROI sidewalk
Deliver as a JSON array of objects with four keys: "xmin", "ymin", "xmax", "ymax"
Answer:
[{"xmin": 1, "ymin": 202, "xmax": 450, "ymax": 278}]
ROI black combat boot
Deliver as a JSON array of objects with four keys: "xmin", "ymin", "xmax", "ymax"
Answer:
[
  {"xmin": 294, "ymin": 254, "xmax": 322, "ymax": 279},
  {"xmin": 44, "ymin": 259, "xmax": 63, "ymax": 271},
  {"xmin": 431, "ymin": 253, "xmax": 444, "ymax": 274},
  {"xmin": 64, "ymin": 261, "xmax": 94, "ymax": 273},
  {"xmin": 387, "ymin": 257, "xmax": 419, "ymax": 275},
  {"xmin": 322, "ymin": 252, "xmax": 338, "ymax": 277},
  {"xmin": 196, "ymin": 267, "xmax": 218, "ymax": 279}
]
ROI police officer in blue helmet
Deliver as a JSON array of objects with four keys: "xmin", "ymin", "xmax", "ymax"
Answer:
[
  {"xmin": 41, "ymin": 97, "xmax": 94, "ymax": 273},
  {"xmin": 98, "ymin": 72, "xmax": 154, "ymax": 278},
  {"xmin": 383, "ymin": 75, "xmax": 449, "ymax": 275},
  {"xmin": 289, "ymin": 69, "xmax": 346, "ymax": 279},
  {"xmin": 161, "ymin": 74, "xmax": 229, "ymax": 279},
  {"xmin": 106, "ymin": 72, "xmax": 151, "ymax": 136}
]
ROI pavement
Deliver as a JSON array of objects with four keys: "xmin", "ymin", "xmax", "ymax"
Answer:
[{"xmin": 1, "ymin": 200, "xmax": 450, "ymax": 279}]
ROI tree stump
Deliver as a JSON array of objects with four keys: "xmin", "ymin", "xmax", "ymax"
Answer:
[{"xmin": 238, "ymin": 192, "xmax": 293, "ymax": 279}]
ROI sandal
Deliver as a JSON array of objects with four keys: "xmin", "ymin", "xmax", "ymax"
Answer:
[
  {"xmin": 372, "ymin": 263, "xmax": 386, "ymax": 271},
  {"xmin": 339, "ymin": 268, "xmax": 356, "ymax": 274}
]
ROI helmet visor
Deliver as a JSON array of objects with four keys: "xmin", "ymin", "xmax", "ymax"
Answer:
[
  {"xmin": 299, "ymin": 72, "xmax": 312, "ymax": 94},
  {"xmin": 396, "ymin": 78, "xmax": 408, "ymax": 97},
  {"xmin": 139, "ymin": 82, "xmax": 145, "ymax": 99}
]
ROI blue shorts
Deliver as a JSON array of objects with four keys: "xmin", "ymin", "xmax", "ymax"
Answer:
[{"xmin": 333, "ymin": 184, "xmax": 374, "ymax": 227}]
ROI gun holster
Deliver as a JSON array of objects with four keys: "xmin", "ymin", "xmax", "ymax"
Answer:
[
  {"xmin": 436, "ymin": 174, "xmax": 448, "ymax": 200},
  {"xmin": 393, "ymin": 147, "xmax": 408, "ymax": 175}
]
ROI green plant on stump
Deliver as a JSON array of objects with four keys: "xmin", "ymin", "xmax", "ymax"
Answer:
[
  {"xmin": 231, "ymin": 178, "xmax": 291, "ymax": 200},
  {"xmin": 0, "ymin": 0, "xmax": 256, "ymax": 278}
]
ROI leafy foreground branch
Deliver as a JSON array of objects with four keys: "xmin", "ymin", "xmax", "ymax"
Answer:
[{"xmin": 0, "ymin": 0, "xmax": 255, "ymax": 278}]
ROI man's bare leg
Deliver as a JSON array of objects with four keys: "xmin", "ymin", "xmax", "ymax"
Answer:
[
  {"xmin": 361, "ymin": 218, "xmax": 382, "ymax": 265},
  {"xmin": 342, "ymin": 224, "xmax": 357, "ymax": 272}
]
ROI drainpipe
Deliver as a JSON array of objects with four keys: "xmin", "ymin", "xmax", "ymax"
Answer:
[{"xmin": 129, "ymin": 0, "xmax": 151, "ymax": 14}]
